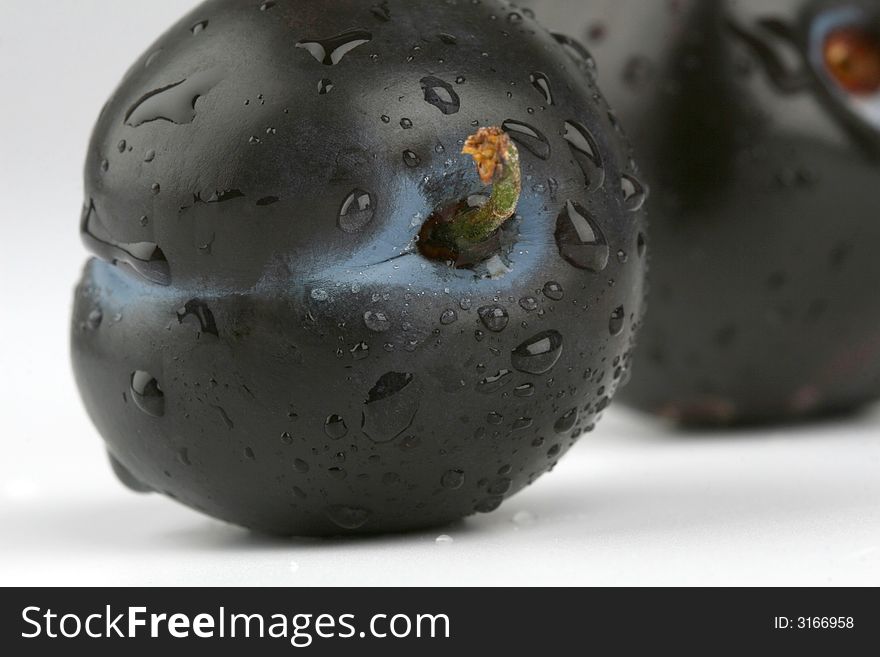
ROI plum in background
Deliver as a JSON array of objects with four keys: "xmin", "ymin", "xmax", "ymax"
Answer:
[{"xmin": 528, "ymin": 0, "xmax": 880, "ymax": 424}]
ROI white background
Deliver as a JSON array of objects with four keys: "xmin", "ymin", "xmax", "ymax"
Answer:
[{"xmin": 1, "ymin": 0, "xmax": 878, "ymax": 586}]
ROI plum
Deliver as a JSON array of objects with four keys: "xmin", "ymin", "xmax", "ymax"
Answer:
[{"xmin": 71, "ymin": 0, "xmax": 647, "ymax": 534}]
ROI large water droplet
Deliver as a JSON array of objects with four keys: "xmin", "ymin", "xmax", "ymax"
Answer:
[
  {"xmin": 364, "ymin": 310, "xmax": 391, "ymax": 332},
  {"xmin": 419, "ymin": 76, "xmax": 460, "ymax": 114},
  {"xmin": 85, "ymin": 308, "xmax": 103, "ymax": 331},
  {"xmin": 176, "ymin": 299, "xmax": 218, "ymax": 337},
  {"xmin": 478, "ymin": 305, "xmax": 510, "ymax": 332},
  {"xmin": 130, "ymin": 370, "xmax": 165, "ymax": 417},
  {"xmin": 477, "ymin": 369, "xmax": 512, "ymax": 394},
  {"xmin": 324, "ymin": 414, "xmax": 348, "ymax": 439},
  {"xmin": 81, "ymin": 201, "xmax": 170, "ymax": 285},
  {"xmin": 621, "ymin": 173, "xmax": 647, "ymax": 212},
  {"xmin": 563, "ymin": 121, "xmax": 605, "ymax": 192},
  {"xmin": 501, "ymin": 119, "xmax": 550, "ymax": 160},
  {"xmin": 296, "ymin": 30, "xmax": 372, "ymax": 66},
  {"xmin": 542, "ymin": 281, "xmax": 564, "ymax": 301},
  {"xmin": 441, "ymin": 469, "xmax": 465, "ymax": 490},
  {"xmin": 440, "ymin": 309, "xmax": 458, "ymax": 325},
  {"xmin": 403, "ymin": 150, "xmax": 421, "ymax": 167},
  {"xmin": 555, "ymin": 200, "xmax": 609, "ymax": 272},
  {"xmin": 529, "ymin": 72, "xmax": 554, "ymax": 104},
  {"xmin": 609, "ymin": 305, "xmax": 625, "ymax": 336},
  {"xmin": 511, "ymin": 331, "xmax": 564, "ymax": 375},
  {"xmin": 338, "ymin": 189, "xmax": 375, "ymax": 233},
  {"xmin": 362, "ymin": 372, "xmax": 419, "ymax": 443},
  {"xmin": 124, "ymin": 69, "xmax": 224, "ymax": 127},
  {"xmin": 554, "ymin": 408, "xmax": 578, "ymax": 433},
  {"xmin": 325, "ymin": 504, "xmax": 372, "ymax": 530}
]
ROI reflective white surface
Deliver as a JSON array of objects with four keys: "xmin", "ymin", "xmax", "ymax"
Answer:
[{"xmin": 1, "ymin": 0, "xmax": 878, "ymax": 587}]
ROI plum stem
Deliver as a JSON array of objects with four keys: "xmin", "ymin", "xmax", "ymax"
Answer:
[{"xmin": 425, "ymin": 127, "xmax": 521, "ymax": 257}]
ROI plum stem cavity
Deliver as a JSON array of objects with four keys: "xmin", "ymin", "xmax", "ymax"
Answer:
[{"xmin": 419, "ymin": 127, "xmax": 521, "ymax": 266}]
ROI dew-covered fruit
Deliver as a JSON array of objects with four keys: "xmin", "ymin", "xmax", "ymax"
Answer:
[
  {"xmin": 529, "ymin": 0, "xmax": 880, "ymax": 424},
  {"xmin": 71, "ymin": 0, "xmax": 647, "ymax": 535}
]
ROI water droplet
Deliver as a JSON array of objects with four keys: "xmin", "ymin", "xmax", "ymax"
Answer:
[
  {"xmin": 244, "ymin": 447, "xmax": 256, "ymax": 460},
  {"xmin": 323, "ymin": 414, "xmax": 348, "ymax": 439},
  {"xmin": 130, "ymin": 370, "xmax": 165, "ymax": 417},
  {"xmin": 81, "ymin": 202, "xmax": 170, "ymax": 285},
  {"xmin": 177, "ymin": 448, "xmax": 191, "ymax": 465},
  {"xmin": 438, "ymin": 33, "xmax": 458, "ymax": 45},
  {"xmin": 621, "ymin": 173, "xmax": 647, "ymax": 212},
  {"xmin": 419, "ymin": 76, "xmax": 460, "ymax": 114},
  {"xmin": 435, "ymin": 534, "xmax": 454, "ymax": 544},
  {"xmin": 609, "ymin": 305, "xmax": 625, "ymax": 336},
  {"xmin": 124, "ymin": 69, "xmax": 224, "ymax": 127},
  {"xmin": 441, "ymin": 469, "xmax": 465, "ymax": 489},
  {"xmin": 260, "ymin": 1, "xmax": 275, "ymax": 10},
  {"xmin": 487, "ymin": 477, "xmax": 512, "ymax": 495},
  {"xmin": 440, "ymin": 309, "xmax": 458, "ymax": 325},
  {"xmin": 529, "ymin": 72, "xmax": 554, "ymax": 104},
  {"xmin": 555, "ymin": 200, "xmax": 609, "ymax": 272},
  {"xmin": 325, "ymin": 504, "xmax": 372, "ymax": 530},
  {"xmin": 400, "ymin": 117, "xmax": 413, "ymax": 129},
  {"xmin": 328, "ymin": 466, "xmax": 347, "ymax": 480},
  {"xmin": 294, "ymin": 458, "xmax": 310, "ymax": 473},
  {"xmin": 542, "ymin": 281, "xmax": 564, "ymax": 301},
  {"xmin": 554, "ymin": 408, "xmax": 578, "ymax": 433},
  {"xmin": 144, "ymin": 50, "xmax": 162, "ymax": 68},
  {"xmin": 519, "ymin": 296, "xmax": 538, "ymax": 312},
  {"xmin": 477, "ymin": 369, "xmax": 512, "ymax": 394},
  {"xmin": 501, "ymin": 119, "xmax": 550, "ymax": 159},
  {"xmin": 364, "ymin": 310, "xmax": 391, "ymax": 332},
  {"xmin": 513, "ymin": 382, "xmax": 534, "ymax": 397},
  {"xmin": 190, "ymin": 20, "xmax": 208, "ymax": 35},
  {"xmin": 487, "ymin": 411, "xmax": 504, "ymax": 425},
  {"xmin": 552, "ymin": 33, "xmax": 597, "ymax": 79},
  {"xmin": 116, "ymin": 139, "xmax": 127, "ymax": 153},
  {"xmin": 478, "ymin": 305, "xmax": 509, "ymax": 332},
  {"xmin": 350, "ymin": 342, "xmax": 370, "ymax": 360},
  {"xmin": 362, "ymin": 372, "xmax": 419, "ymax": 443},
  {"xmin": 144, "ymin": 150, "xmax": 156, "ymax": 163},
  {"xmin": 512, "ymin": 331, "xmax": 564, "ymax": 375},
  {"xmin": 296, "ymin": 30, "xmax": 372, "ymax": 66},
  {"xmin": 474, "ymin": 497, "xmax": 503, "ymax": 513},
  {"xmin": 563, "ymin": 121, "xmax": 605, "ymax": 191},
  {"xmin": 403, "ymin": 150, "xmax": 421, "ymax": 167},
  {"xmin": 281, "ymin": 432, "xmax": 294, "ymax": 445},
  {"xmin": 84, "ymin": 307, "xmax": 103, "ymax": 331},
  {"xmin": 338, "ymin": 189, "xmax": 375, "ymax": 233},
  {"xmin": 637, "ymin": 232, "xmax": 647, "ymax": 258},
  {"xmin": 176, "ymin": 299, "xmax": 219, "ymax": 337},
  {"xmin": 318, "ymin": 78, "xmax": 334, "ymax": 94},
  {"xmin": 512, "ymin": 417, "xmax": 533, "ymax": 430},
  {"xmin": 380, "ymin": 114, "xmax": 390, "ymax": 123}
]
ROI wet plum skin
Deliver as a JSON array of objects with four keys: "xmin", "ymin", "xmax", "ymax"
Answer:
[{"xmin": 71, "ymin": 0, "xmax": 647, "ymax": 534}]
